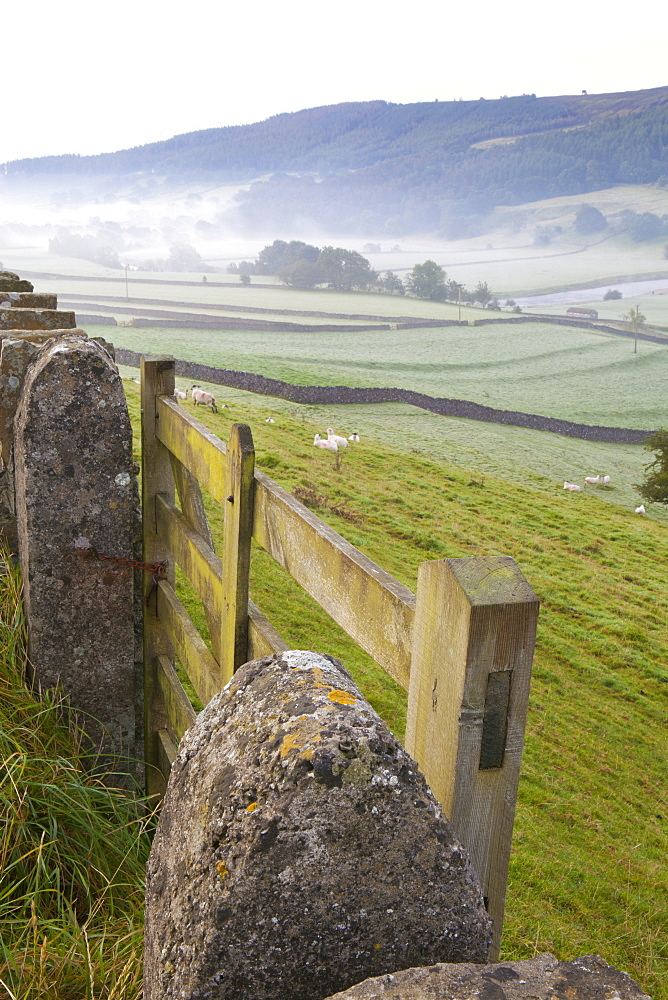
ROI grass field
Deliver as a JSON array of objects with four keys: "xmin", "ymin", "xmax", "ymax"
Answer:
[
  {"xmin": 3, "ymin": 245, "xmax": 668, "ymax": 996},
  {"xmin": 109, "ymin": 307, "xmax": 667, "ymax": 528},
  {"xmin": 122, "ymin": 382, "xmax": 668, "ymax": 998}
]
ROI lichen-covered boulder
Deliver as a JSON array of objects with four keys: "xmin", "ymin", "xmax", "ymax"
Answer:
[
  {"xmin": 322, "ymin": 953, "xmax": 653, "ymax": 999},
  {"xmin": 145, "ymin": 651, "xmax": 493, "ymax": 1000}
]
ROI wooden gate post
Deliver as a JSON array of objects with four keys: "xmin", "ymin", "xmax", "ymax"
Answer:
[
  {"xmin": 405, "ymin": 556, "xmax": 539, "ymax": 959},
  {"xmin": 141, "ymin": 355, "xmax": 177, "ymax": 796},
  {"xmin": 220, "ymin": 423, "xmax": 255, "ymax": 683}
]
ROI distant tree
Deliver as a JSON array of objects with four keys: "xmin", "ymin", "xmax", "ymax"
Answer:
[
  {"xmin": 166, "ymin": 242, "xmax": 205, "ymax": 272},
  {"xmin": 317, "ymin": 247, "xmax": 378, "ymax": 290},
  {"xmin": 404, "ymin": 260, "xmax": 447, "ymax": 301},
  {"xmin": 239, "ymin": 273, "xmax": 251, "ymax": 285},
  {"xmin": 472, "ymin": 281, "xmax": 493, "ymax": 307},
  {"xmin": 636, "ymin": 429, "xmax": 668, "ymax": 505},
  {"xmin": 622, "ymin": 305, "xmax": 646, "ymax": 353},
  {"xmin": 625, "ymin": 212, "xmax": 666, "ymax": 242},
  {"xmin": 256, "ymin": 240, "xmax": 320, "ymax": 275},
  {"xmin": 603, "ymin": 289, "xmax": 622, "ymax": 300},
  {"xmin": 446, "ymin": 279, "xmax": 465, "ymax": 301},
  {"xmin": 277, "ymin": 259, "xmax": 325, "ymax": 289},
  {"xmin": 574, "ymin": 204, "xmax": 607, "ymax": 235},
  {"xmin": 622, "ymin": 306, "xmax": 646, "ymax": 326},
  {"xmin": 382, "ymin": 271, "xmax": 405, "ymax": 295}
]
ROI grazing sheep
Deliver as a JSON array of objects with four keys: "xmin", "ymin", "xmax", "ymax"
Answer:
[
  {"xmin": 190, "ymin": 385, "xmax": 218, "ymax": 413},
  {"xmin": 314, "ymin": 434, "xmax": 337, "ymax": 452},
  {"xmin": 563, "ymin": 481, "xmax": 581, "ymax": 492},
  {"xmin": 584, "ymin": 474, "xmax": 611, "ymax": 487},
  {"xmin": 348, "ymin": 432, "xmax": 360, "ymax": 443},
  {"xmin": 265, "ymin": 417, "xmax": 275, "ymax": 424},
  {"xmin": 635, "ymin": 505, "xmax": 646, "ymax": 514},
  {"xmin": 326, "ymin": 427, "xmax": 349, "ymax": 449},
  {"xmin": 174, "ymin": 390, "xmax": 187, "ymax": 401}
]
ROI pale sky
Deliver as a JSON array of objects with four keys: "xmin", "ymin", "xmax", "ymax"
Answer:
[{"xmin": 3, "ymin": 0, "xmax": 666, "ymax": 163}]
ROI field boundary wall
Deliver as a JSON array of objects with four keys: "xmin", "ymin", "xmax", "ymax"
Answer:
[{"xmin": 116, "ymin": 348, "xmax": 654, "ymax": 444}]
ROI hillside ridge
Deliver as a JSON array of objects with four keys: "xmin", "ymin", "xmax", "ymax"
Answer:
[{"xmin": 3, "ymin": 87, "xmax": 667, "ymax": 236}]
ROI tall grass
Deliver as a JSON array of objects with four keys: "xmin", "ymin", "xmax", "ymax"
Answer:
[{"xmin": 0, "ymin": 551, "xmax": 153, "ymax": 1000}]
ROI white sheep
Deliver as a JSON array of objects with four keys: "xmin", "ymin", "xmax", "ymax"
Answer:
[
  {"xmin": 348, "ymin": 432, "xmax": 360, "ymax": 443},
  {"xmin": 174, "ymin": 390, "xmax": 187, "ymax": 401},
  {"xmin": 190, "ymin": 385, "xmax": 218, "ymax": 413},
  {"xmin": 314, "ymin": 434, "xmax": 338, "ymax": 452},
  {"xmin": 584, "ymin": 474, "xmax": 611, "ymax": 487},
  {"xmin": 326, "ymin": 427, "xmax": 349, "ymax": 449},
  {"xmin": 265, "ymin": 417, "xmax": 275, "ymax": 424},
  {"xmin": 563, "ymin": 481, "xmax": 581, "ymax": 492},
  {"xmin": 635, "ymin": 505, "xmax": 646, "ymax": 514}
]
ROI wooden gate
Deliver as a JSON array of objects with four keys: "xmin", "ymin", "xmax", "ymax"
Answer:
[{"xmin": 140, "ymin": 355, "xmax": 539, "ymax": 957}]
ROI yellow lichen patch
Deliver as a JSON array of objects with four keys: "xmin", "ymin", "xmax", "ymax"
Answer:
[
  {"xmin": 216, "ymin": 862, "xmax": 229, "ymax": 881},
  {"xmin": 246, "ymin": 802, "xmax": 257, "ymax": 813},
  {"xmin": 280, "ymin": 732, "xmax": 304, "ymax": 757},
  {"xmin": 373, "ymin": 942, "xmax": 383, "ymax": 951},
  {"xmin": 328, "ymin": 689, "xmax": 357, "ymax": 706}
]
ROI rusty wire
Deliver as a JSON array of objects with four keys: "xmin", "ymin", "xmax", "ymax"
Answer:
[{"xmin": 75, "ymin": 543, "xmax": 168, "ymax": 604}]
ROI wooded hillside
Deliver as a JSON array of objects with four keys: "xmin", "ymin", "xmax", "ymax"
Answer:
[{"xmin": 2, "ymin": 87, "xmax": 667, "ymax": 235}]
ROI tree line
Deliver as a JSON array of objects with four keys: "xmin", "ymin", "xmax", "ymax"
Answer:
[{"xmin": 229, "ymin": 240, "xmax": 496, "ymax": 305}]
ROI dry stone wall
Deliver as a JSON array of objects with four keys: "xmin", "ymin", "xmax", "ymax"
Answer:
[{"xmin": 116, "ymin": 349, "xmax": 653, "ymax": 444}]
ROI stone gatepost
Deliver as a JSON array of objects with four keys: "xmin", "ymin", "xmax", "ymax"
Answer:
[{"xmin": 14, "ymin": 334, "xmax": 142, "ymax": 780}]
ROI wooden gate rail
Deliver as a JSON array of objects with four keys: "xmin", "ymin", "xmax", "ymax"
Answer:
[{"xmin": 140, "ymin": 355, "xmax": 539, "ymax": 958}]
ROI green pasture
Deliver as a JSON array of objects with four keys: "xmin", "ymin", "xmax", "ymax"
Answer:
[
  {"xmin": 131, "ymin": 382, "xmax": 668, "ymax": 997},
  {"xmin": 108, "ymin": 315, "xmax": 666, "ymax": 427},
  {"xmin": 108, "ymin": 312, "xmax": 667, "ymax": 526}
]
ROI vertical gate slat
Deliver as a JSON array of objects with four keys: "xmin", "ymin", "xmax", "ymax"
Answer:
[
  {"xmin": 220, "ymin": 423, "xmax": 255, "ymax": 683},
  {"xmin": 141, "ymin": 355, "xmax": 177, "ymax": 796}
]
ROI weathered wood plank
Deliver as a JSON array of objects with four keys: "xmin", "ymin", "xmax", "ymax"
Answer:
[
  {"xmin": 156, "ymin": 396, "xmax": 227, "ymax": 503},
  {"xmin": 170, "ymin": 455, "xmax": 222, "ymax": 664},
  {"xmin": 155, "ymin": 493, "xmax": 223, "ymax": 620},
  {"xmin": 405, "ymin": 556, "xmax": 539, "ymax": 960},
  {"xmin": 248, "ymin": 599, "xmax": 289, "ymax": 659},
  {"xmin": 156, "ymin": 728, "xmax": 177, "ymax": 782},
  {"xmin": 220, "ymin": 424, "xmax": 255, "ymax": 682},
  {"xmin": 141, "ymin": 356, "xmax": 177, "ymax": 796},
  {"xmin": 156, "ymin": 653, "xmax": 197, "ymax": 742},
  {"xmin": 252, "ymin": 469, "xmax": 416, "ymax": 688},
  {"xmin": 156, "ymin": 579, "xmax": 221, "ymax": 707}
]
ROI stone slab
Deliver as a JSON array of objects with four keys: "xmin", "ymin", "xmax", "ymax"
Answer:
[
  {"xmin": 322, "ymin": 953, "xmax": 652, "ymax": 999},
  {"xmin": 0, "ymin": 308, "xmax": 75, "ymax": 331},
  {"xmin": 14, "ymin": 334, "xmax": 141, "ymax": 774},
  {"xmin": 145, "ymin": 650, "xmax": 493, "ymax": 1000},
  {"xmin": 0, "ymin": 292, "xmax": 57, "ymax": 309}
]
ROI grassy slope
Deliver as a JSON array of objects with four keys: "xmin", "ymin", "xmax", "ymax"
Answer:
[{"xmin": 124, "ymin": 383, "xmax": 668, "ymax": 997}]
